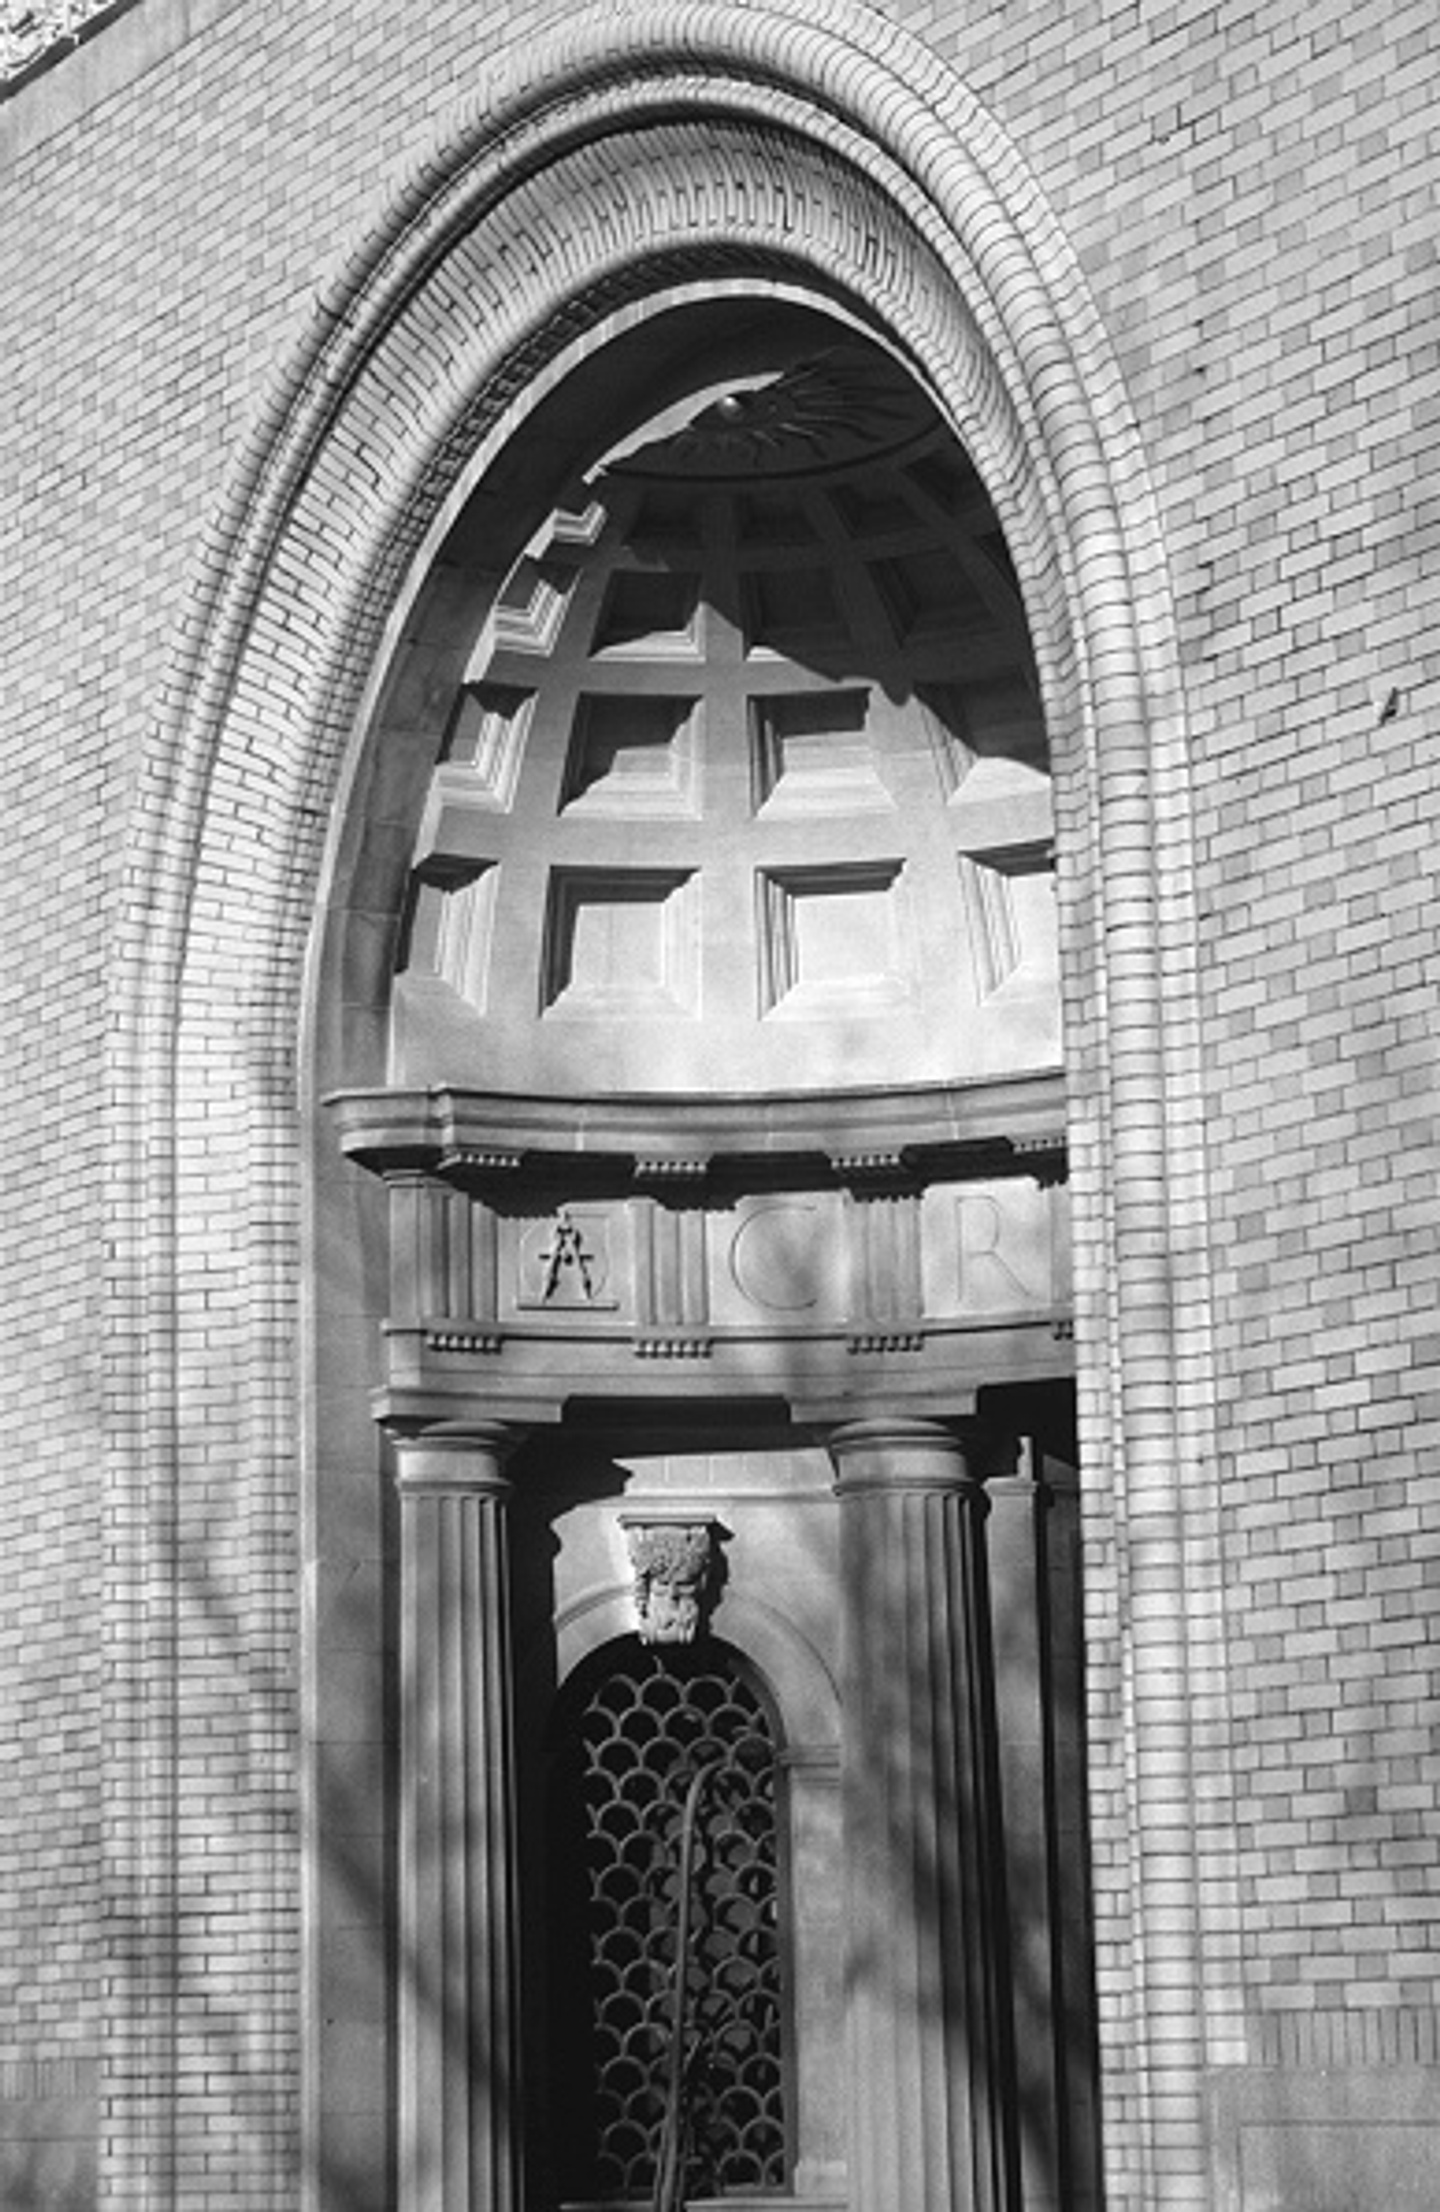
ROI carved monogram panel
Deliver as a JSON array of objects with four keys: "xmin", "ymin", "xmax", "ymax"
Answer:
[{"xmin": 392, "ymin": 1178, "xmax": 1066, "ymax": 1332}]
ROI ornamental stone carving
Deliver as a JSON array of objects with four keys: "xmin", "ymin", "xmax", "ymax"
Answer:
[{"xmin": 620, "ymin": 1515, "xmax": 722, "ymax": 1645}]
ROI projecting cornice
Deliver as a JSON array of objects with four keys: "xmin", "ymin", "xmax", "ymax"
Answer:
[{"xmin": 327, "ymin": 1074, "xmax": 1067, "ymax": 1195}]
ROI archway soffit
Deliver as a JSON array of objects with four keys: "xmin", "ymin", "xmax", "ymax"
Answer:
[{"xmin": 139, "ymin": 0, "xmax": 1166, "ymax": 914}]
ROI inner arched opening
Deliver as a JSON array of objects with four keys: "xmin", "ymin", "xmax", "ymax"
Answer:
[{"xmin": 323, "ymin": 294, "xmax": 1096, "ymax": 2212}]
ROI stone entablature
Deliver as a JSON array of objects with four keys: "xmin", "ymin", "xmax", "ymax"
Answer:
[{"xmin": 331, "ymin": 1076, "xmax": 1070, "ymax": 1426}]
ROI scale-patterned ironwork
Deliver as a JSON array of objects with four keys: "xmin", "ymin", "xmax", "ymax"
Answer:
[{"xmin": 548, "ymin": 1638, "xmax": 788, "ymax": 2202}]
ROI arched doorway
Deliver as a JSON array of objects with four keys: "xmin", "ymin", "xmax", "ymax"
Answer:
[
  {"xmin": 112, "ymin": 10, "xmax": 1212, "ymax": 2204},
  {"xmin": 543, "ymin": 1634, "xmax": 790, "ymax": 2204},
  {"xmin": 327, "ymin": 305, "xmax": 1097, "ymax": 2208}
]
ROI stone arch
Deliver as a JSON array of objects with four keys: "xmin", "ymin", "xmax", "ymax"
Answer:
[{"xmin": 108, "ymin": 5, "xmax": 1223, "ymax": 2205}]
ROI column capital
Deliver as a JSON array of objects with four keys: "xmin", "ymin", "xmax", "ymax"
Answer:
[
  {"xmin": 825, "ymin": 1415, "xmax": 983, "ymax": 1498},
  {"xmin": 390, "ymin": 1420, "xmax": 525, "ymax": 1497}
]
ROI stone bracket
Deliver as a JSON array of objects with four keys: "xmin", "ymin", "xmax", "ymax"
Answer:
[{"xmin": 619, "ymin": 1511, "xmax": 725, "ymax": 1644}]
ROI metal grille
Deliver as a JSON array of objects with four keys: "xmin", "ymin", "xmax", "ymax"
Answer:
[{"xmin": 548, "ymin": 1639, "xmax": 788, "ymax": 2202}]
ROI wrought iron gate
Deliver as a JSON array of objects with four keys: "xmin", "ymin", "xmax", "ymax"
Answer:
[{"xmin": 547, "ymin": 1639, "xmax": 790, "ymax": 2202}]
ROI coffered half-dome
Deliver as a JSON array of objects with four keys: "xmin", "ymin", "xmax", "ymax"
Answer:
[{"xmin": 390, "ymin": 329, "xmax": 1057, "ymax": 1095}]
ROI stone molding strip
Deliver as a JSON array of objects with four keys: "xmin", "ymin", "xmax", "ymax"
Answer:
[{"xmin": 108, "ymin": 5, "xmax": 1225, "ymax": 2204}]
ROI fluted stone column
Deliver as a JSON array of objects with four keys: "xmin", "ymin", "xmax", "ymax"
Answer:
[
  {"xmin": 828, "ymin": 1417, "xmax": 1017, "ymax": 2212},
  {"xmin": 394, "ymin": 1425, "xmax": 524, "ymax": 2212}
]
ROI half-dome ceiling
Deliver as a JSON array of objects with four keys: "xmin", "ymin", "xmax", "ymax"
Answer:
[{"xmin": 391, "ymin": 335, "xmax": 1057, "ymax": 1096}]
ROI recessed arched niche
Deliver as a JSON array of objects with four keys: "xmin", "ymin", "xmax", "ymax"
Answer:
[
  {"xmin": 104, "ymin": 3, "xmax": 1209, "ymax": 2200},
  {"xmin": 323, "ymin": 293, "xmax": 1090, "ymax": 2212},
  {"xmin": 329, "ymin": 297, "xmax": 1073, "ymax": 1432},
  {"xmin": 351, "ymin": 303, "xmax": 1059, "ymax": 1106}
]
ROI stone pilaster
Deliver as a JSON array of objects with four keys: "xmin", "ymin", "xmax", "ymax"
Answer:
[
  {"xmin": 393, "ymin": 1425, "xmax": 524, "ymax": 2212},
  {"xmin": 828, "ymin": 1417, "xmax": 1017, "ymax": 2212},
  {"xmin": 987, "ymin": 1454, "xmax": 1062, "ymax": 2212}
]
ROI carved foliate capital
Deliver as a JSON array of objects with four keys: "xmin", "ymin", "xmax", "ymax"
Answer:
[{"xmin": 620, "ymin": 1514, "xmax": 722, "ymax": 1645}]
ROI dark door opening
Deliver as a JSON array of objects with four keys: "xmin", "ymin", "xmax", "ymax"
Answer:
[{"xmin": 543, "ymin": 1638, "xmax": 791, "ymax": 2208}]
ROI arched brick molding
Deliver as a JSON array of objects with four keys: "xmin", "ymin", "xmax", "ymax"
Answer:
[{"xmin": 108, "ymin": 3, "xmax": 1226, "ymax": 2204}]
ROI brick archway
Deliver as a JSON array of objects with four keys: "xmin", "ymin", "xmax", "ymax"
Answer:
[{"xmin": 109, "ymin": 7, "xmax": 1221, "ymax": 2204}]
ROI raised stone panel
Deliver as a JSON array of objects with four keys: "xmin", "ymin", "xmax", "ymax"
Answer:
[
  {"xmin": 827, "ymin": 478, "xmax": 917, "ymax": 537},
  {"xmin": 921, "ymin": 1178, "xmax": 1068, "ymax": 1319},
  {"xmin": 957, "ymin": 859, "xmax": 1021, "ymax": 998},
  {"xmin": 743, "ymin": 565, "xmax": 848, "ymax": 655},
  {"xmin": 711, "ymin": 1194, "xmax": 849, "ymax": 1328},
  {"xmin": 547, "ymin": 500, "xmax": 608, "ymax": 551},
  {"xmin": 750, "ymin": 688, "xmax": 888, "ymax": 815},
  {"xmin": 403, "ymin": 862, "xmax": 498, "ymax": 1009},
  {"xmin": 541, "ymin": 867, "xmax": 698, "ymax": 1015},
  {"xmin": 956, "ymin": 853, "xmax": 1058, "ymax": 1003},
  {"xmin": 560, "ymin": 692, "xmax": 701, "ymax": 816},
  {"xmin": 848, "ymin": 1189, "xmax": 924, "ymax": 1330},
  {"xmin": 759, "ymin": 861, "xmax": 906, "ymax": 1014},
  {"xmin": 486, "ymin": 554, "xmax": 578, "ymax": 655},
  {"xmin": 919, "ymin": 676, "xmax": 1048, "ymax": 796},
  {"xmin": 634, "ymin": 1196, "xmax": 710, "ymax": 1331},
  {"xmin": 869, "ymin": 547, "xmax": 991, "ymax": 643},
  {"xmin": 902, "ymin": 450, "xmax": 983, "ymax": 518},
  {"xmin": 508, "ymin": 1206, "xmax": 626, "ymax": 1316},
  {"xmin": 590, "ymin": 566, "xmax": 701, "ymax": 656},
  {"xmin": 441, "ymin": 682, "xmax": 533, "ymax": 807},
  {"xmin": 622, "ymin": 488, "xmax": 704, "ymax": 548},
  {"xmin": 952, "ymin": 673, "xmax": 1047, "ymax": 771},
  {"xmin": 737, "ymin": 489, "xmax": 817, "ymax": 546}
]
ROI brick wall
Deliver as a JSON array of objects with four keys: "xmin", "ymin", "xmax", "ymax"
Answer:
[{"xmin": 2, "ymin": 0, "xmax": 1437, "ymax": 2203}]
